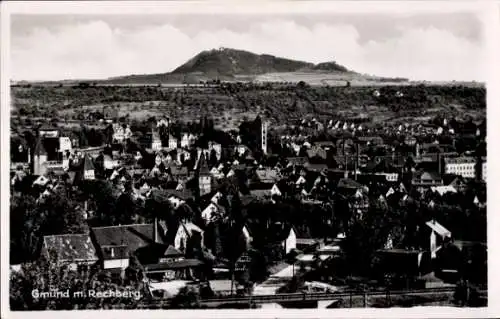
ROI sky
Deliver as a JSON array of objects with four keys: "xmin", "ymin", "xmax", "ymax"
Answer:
[{"xmin": 10, "ymin": 12, "xmax": 486, "ymax": 82}]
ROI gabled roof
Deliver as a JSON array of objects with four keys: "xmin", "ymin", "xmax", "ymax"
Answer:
[
  {"xmin": 180, "ymin": 222, "xmax": 204, "ymax": 236},
  {"xmin": 420, "ymin": 171, "xmax": 441, "ymax": 181},
  {"xmin": 197, "ymin": 152, "xmax": 210, "ymax": 175},
  {"xmin": 254, "ymin": 168, "xmax": 279, "ymax": 184},
  {"xmin": 164, "ymin": 245, "xmax": 183, "ymax": 258},
  {"xmin": 337, "ymin": 178, "xmax": 363, "ymax": 189},
  {"xmin": 34, "ymin": 138, "xmax": 47, "ymax": 156},
  {"xmin": 286, "ymin": 157, "xmax": 309, "ymax": 166},
  {"xmin": 43, "ymin": 234, "xmax": 98, "ymax": 262},
  {"xmin": 83, "ymin": 155, "xmax": 95, "ymax": 171},
  {"xmin": 431, "ymin": 185, "xmax": 457, "ymax": 196},
  {"xmin": 425, "ymin": 220, "xmax": 451, "ymax": 238},
  {"xmin": 91, "ymin": 223, "xmax": 158, "ymax": 259}
]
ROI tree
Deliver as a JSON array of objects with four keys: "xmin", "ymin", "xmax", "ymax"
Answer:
[
  {"xmin": 10, "ymin": 254, "xmax": 147, "ymax": 310},
  {"xmin": 170, "ymin": 286, "xmax": 202, "ymax": 309}
]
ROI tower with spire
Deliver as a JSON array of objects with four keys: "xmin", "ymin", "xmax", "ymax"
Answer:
[
  {"xmin": 254, "ymin": 115, "xmax": 269, "ymax": 155},
  {"xmin": 33, "ymin": 138, "xmax": 48, "ymax": 176},
  {"xmin": 196, "ymin": 151, "xmax": 212, "ymax": 196}
]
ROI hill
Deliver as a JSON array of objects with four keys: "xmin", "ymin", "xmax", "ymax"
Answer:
[
  {"xmin": 172, "ymin": 47, "xmax": 317, "ymax": 75},
  {"xmin": 21, "ymin": 47, "xmax": 410, "ymax": 85}
]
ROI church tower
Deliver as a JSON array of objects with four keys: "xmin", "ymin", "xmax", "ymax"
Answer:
[
  {"xmin": 261, "ymin": 120, "xmax": 268, "ymax": 155},
  {"xmin": 197, "ymin": 152, "xmax": 211, "ymax": 196},
  {"xmin": 33, "ymin": 138, "xmax": 48, "ymax": 176}
]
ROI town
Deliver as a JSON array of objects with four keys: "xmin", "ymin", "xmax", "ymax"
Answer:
[{"xmin": 9, "ymin": 82, "xmax": 487, "ymax": 309}]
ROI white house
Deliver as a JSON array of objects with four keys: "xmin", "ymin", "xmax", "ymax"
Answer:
[
  {"xmin": 167, "ymin": 195, "xmax": 186, "ymax": 209},
  {"xmin": 211, "ymin": 192, "xmax": 223, "ymax": 204},
  {"xmin": 282, "ymin": 227, "xmax": 297, "ymax": 255},
  {"xmin": 180, "ymin": 134, "xmax": 190, "ymax": 148},
  {"xmin": 375, "ymin": 172, "xmax": 398, "ymax": 182},
  {"xmin": 296, "ymin": 176, "xmax": 306, "ymax": 186},
  {"xmin": 174, "ymin": 222, "xmax": 204, "ymax": 252},
  {"xmin": 431, "ymin": 186, "xmax": 457, "ymax": 196},
  {"xmin": 168, "ymin": 135, "xmax": 178, "ymax": 149},
  {"xmin": 151, "ymin": 131, "xmax": 162, "ymax": 151},
  {"xmin": 426, "ymin": 220, "xmax": 452, "ymax": 259},
  {"xmin": 59, "ymin": 137, "xmax": 72, "ymax": 153},
  {"xmin": 444, "ymin": 157, "xmax": 476, "ymax": 179},
  {"xmin": 209, "ymin": 142, "xmax": 222, "ymax": 160},
  {"xmin": 201, "ymin": 202, "xmax": 220, "ymax": 222},
  {"xmin": 271, "ymin": 184, "xmax": 282, "ymax": 197}
]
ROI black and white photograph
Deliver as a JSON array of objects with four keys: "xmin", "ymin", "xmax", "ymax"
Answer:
[{"xmin": 1, "ymin": 0, "xmax": 493, "ymax": 316}]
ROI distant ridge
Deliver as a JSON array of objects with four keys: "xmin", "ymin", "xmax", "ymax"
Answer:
[{"xmin": 15, "ymin": 47, "xmax": 413, "ymax": 85}]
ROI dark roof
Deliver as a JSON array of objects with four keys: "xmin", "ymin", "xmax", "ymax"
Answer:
[
  {"xmin": 39, "ymin": 124, "xmax": 58, "ymax": 131},
  {"xmin": 144, "ymin": 259, "xmax": 204, "ymax": 271},
  {"xmin": 254, "ymin": 169, "xmax": 279, "ymax": 184},
  {"xmin": 91, "ymin": 224, "xmax": 158, "ymax": 259},
  {"xmin": 169, "ymin": 165, "xmax": 189, "ymax": 176},
  {"xmin": 34, "ymin": 138, "xmax": 47, "ymax": 156},
  {"xmin": 304, "ymin": 163, "xmax": 328, "ymax": 172},
  {"xmin": 164, "ymin": 245, "xmax": 183, "ymax": 257},
  {"xmin": 420, "ymin": 171, "xmax": 441, "ymax": 181},
  {"xmin": 286, "ymin": 157, "xmax": 309, "ymax": 166},
  {"xmin": 337, "ymin": 178, "xmax": 363, "ymax": 189},
  {"xmin": 164, "ymin": 189, "xmax": 194, "ymax": 201},
  {"xmin": 83, "ymin": 155, "xmax": 95, "ymax": 171},
  {"xmin": 306, "ymin": 147, "xmax": 327, "ymax": 160},
  {"xmin": 249, "ymin": 189, "xmax": 273, "ymax": 199},
  {"xmin": 43, "ymin": 234, "xmax": 98, "ymax": 262},
  {"xmin": 197, "ymin": 152, "xmax": 210, "ymax": 175}
]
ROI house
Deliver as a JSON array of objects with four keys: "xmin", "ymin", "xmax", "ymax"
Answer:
[
  {"xmin": 295, "ymin": 175, "xmax": 307, "ymax": 187},
  {"xmin": 180, "ymin": 133, "xmax": 190, "ymax": 148},
  {"xmin": 404, "ymin": 136, "xmax": 417, "ymax": 146},
  {"xmin": 252, "ymin": 168, "xmax": 280, "ymax": 188},
  {"xmin": 281, "ymin": 226, "xmax": 297, "ymax": 255},
  {"xmin": 444, "ymin": 157, "xmax": 476, "ymax": 179},
  {"xmin": 425, "ymin": 220, "xmax": 452, "ymax": 259},
  {"xmin": 431, "ymin": 185, "xmax": 457, "ymax": 196},
  {"xmin": 90, "ymin": 223, "xmax": 161, "ymax": 269},
  {"xmin": 201, "ymin": 202, "xmax": 224, "ymax": 223},
  {"xmin": 59, "ymin": 136, "xmax": 72, "ymax": 153},
  {"xmin": 174, "ymin": 222, "xmax": 204, "ymax": 253},
  {"xmin": 160, "ymin": 245, "xmax": 184, "ymax": 263},
  {"xmin": 306, "ymin": 146, "xmax": 327, "ymax": 162},
  {"xmin": 38, "ymin": 124, "xmax": 59, "ymax": 138},
  {"xmin": 270, "ymin": 184, "xmax": 282, "ymax": 196},
  {"xmin": 286, "ymin": 157, "xmax": 309, "ymax": 168},
  {"xmin": 103, "ymin": 154, "xmax": 120, "ymax": 170},
  {"xmin": 83, "ymin": 155, "xmax": 95, "ymax": 180},
  {"xmin": 208, "ymin": 142, "xmax": 222, "ymax": 161},
  {"xmin": 168, "ymin": 135, "xmax": 178, "ymax": 149},
  {"xmin": 412, "ymin": 171, "xmax": 442, "ymax": 187},
  {"xmin": 151, "ymin": 129, "xmax": 162, "ymax": 151},
  {"xmin": 42, "ymin": 234, "xmax": 99, "ymax": 270}
]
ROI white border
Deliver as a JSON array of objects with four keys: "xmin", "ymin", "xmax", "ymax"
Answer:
[{"xmin": 1, "ymin": 1, "xmax": 498, "ymax": 318}]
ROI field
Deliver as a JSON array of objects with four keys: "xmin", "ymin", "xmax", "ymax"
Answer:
[{"xmin": 11, "ymin": 82, "xmax": 486, "ymax": 132}]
